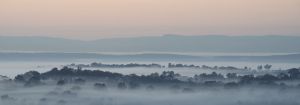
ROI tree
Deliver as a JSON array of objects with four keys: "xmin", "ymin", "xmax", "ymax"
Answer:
[
  {"xmin": 257, "ymin": 74, "xmax": 278, "ymax": 81},
  {"xmin": 57, "ymin": 80, "xmax": 66, "ymax": 86},
  {"xmin": 161, "ymin": 71, "xmax": 176, "ymax": 80},
  {"xmin": 74, "ymin": 78, "xmax": 86, "ymax": 84},
  {"xmin": 118, "ymin": 82, "xmax": 127, "ymax": 89},
  {"xmin": 168, "ymin": 63, "xmax": 172, "ymax": 68},
  {"xmin": 264, "ymin": 64, "xmax": 272, "ymax": 70},
  {"xmin": 226, "ymin": 73, "xmax": 237, "ymax": 79},
  {"xmin": 14, "ymin": 75, "xmax": 25, "ymax": 83},
  {"xmin": 15, "ymin": 71, "xmax": 41, "ymax": 85},
  {"xmin": 257, "ymin": 65, "xmax": 263, "ymax": 70},
  {"xmin": 277, "ymin": 73, "xmax": 289, "ymax": 80},
  {"xmin": 94, "ymin": 83, "xmax": 107, "ymax": 90},
  {"xmin": 288, "ymin": 68, "xmax": 300, "ymax": 79},
  {"xmin": 239, "ymin": 75, "xmax": 255, "ymax": 84}
]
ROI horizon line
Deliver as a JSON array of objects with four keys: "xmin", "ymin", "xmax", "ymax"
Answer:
[{"xmin": 1, "ymin": 34, "xmax": 300, "ymax": 41}]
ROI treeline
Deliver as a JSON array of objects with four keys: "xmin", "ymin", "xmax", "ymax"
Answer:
[
  {"xmin": 11, "ymin": 67, "xmax": 300, "ymax": 89},
  {"xmin": 68, "ymin": 62, "xmax": 273, "ymax": 70},
  {"xmin": 13, "ymin": 67, "xmax": 181, "ymax": 87},
  {"xmin": 69, "ymin": 62, "xmax": 163, "ymax": 68},
  {"xmin": 168, "ymin": 63, "xmax": 273, "ymax": 70}
]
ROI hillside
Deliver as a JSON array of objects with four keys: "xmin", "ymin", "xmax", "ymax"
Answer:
[{"xmin": 1, "ymin": 35, "xmax": 300, "ymax": 53}]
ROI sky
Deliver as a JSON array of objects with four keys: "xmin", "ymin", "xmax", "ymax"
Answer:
[{"xmin": 0, "ymin": 0, "xmax": 299, "ymax": 40}]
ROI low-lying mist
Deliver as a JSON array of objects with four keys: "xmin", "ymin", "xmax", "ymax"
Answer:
[
  {"xmin": 1, "ymin": 67, "xmax": 300, "ymax": 105},
  {"xmin": 1, "ymin": 82, "xmax": 300, "ymax": 105}
]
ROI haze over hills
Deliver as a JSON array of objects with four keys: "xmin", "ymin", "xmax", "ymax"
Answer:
[
  {"xmin": 0, "ymin": 52, "xmax": 300, "ymax": 63},
  {"xmin": 0, "ymin": 35, "xmax": 300, "ymax": 53}
]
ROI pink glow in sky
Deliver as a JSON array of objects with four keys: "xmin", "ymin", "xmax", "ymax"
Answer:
[{"xmin": 0, "ymin": 0, "xmax": 299, "ymax": 40}]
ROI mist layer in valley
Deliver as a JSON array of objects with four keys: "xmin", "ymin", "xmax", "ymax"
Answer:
[
  {"xmin": 1, "ymin": 51, "xmax": 300, "ymax": 77},
  {"xmin": 1, "ymin": 66, "xmax": 300, "ymax": 105},
  {"xmin": 1, "ymin": 52, "xmax": 299, "ymax": 105}
]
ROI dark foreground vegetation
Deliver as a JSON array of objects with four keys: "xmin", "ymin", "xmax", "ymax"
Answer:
[
  {"xmin": 1, "ymin": 67, "xmax": 300, "ymax": 105},
  {"xmin": 8, "ymin": 66, "xmax": 300, "ymax": 89}
]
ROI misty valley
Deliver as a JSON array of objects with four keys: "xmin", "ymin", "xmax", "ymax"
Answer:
[
  {"xmin": 1, "ymin": 62, "xmax": 300, "ymax": 105},
  {"xmin": 0, "ymin": 52, "xmax": 299, "ymax": 105},
  {"xmin": 1, "ymin": 0, "xmax": 299, "ymax": 104}
]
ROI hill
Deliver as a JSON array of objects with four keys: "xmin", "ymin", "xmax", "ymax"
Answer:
[{"xmin": 1, "ymin": 35, "xmax": 300, "ymax": 53}]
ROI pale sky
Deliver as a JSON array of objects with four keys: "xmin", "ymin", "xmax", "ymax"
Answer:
[{"xmin": 0, "ymin": 0, "xmax": 299, "ymax": 40}]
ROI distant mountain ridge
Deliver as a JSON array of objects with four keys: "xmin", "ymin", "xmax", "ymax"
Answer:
[
  {"xmin": 1, "ymin": 35, "xmax": 300, "ymax": 53},
  {"xmin": 0, "ymin": 52, "xmax": 299, "ymax": 62}
]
